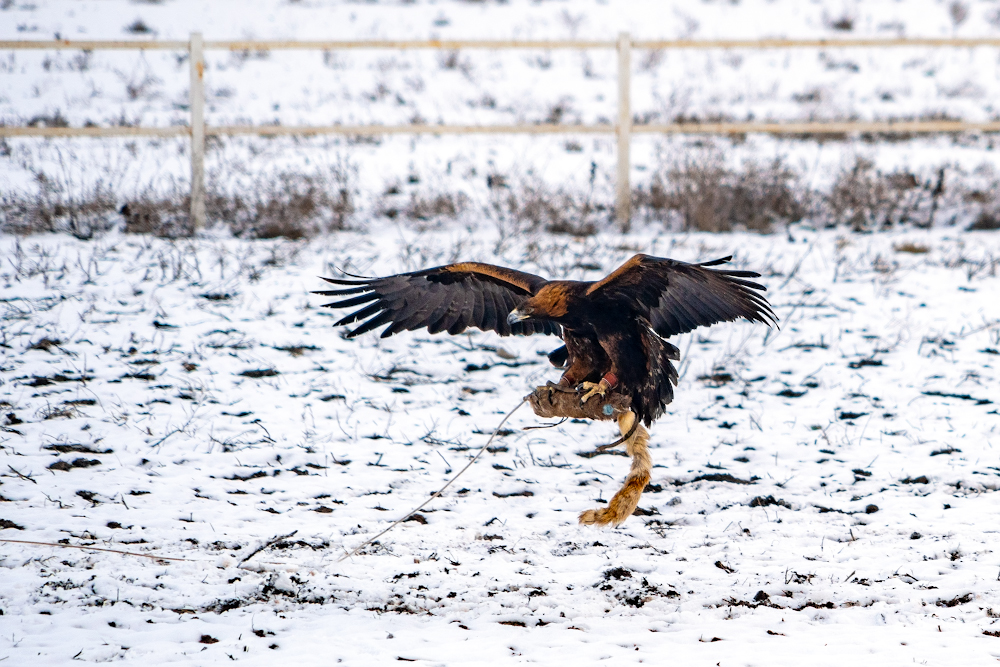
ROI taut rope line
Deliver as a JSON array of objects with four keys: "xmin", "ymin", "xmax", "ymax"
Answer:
[{"xmin": 337, "ymin": 397, "xmax": 528, "ymax": 562}]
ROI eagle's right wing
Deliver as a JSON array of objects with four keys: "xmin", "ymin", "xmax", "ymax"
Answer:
[
  {"xmin": 315, "ymin": 262, "xmax": 561, "ymax": 338},
  {"xmin": 586, "ymin": 254, "xmax": 777, "ymax": 338}
]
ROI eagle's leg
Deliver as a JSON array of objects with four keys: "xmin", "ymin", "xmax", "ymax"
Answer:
[{"xmin": 578, "ymin": 410, "xmax": 651, "ymax": 527}]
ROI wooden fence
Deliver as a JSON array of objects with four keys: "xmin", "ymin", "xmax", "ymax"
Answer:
[{"xmin": 3, "ymin": 35, "xmax": 1000, "ymax": 231}]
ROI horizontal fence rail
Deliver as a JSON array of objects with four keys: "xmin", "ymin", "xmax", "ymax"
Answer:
[{"xmin": 4, "ymin": 35, "xmax": 1000, "ymax": 231}]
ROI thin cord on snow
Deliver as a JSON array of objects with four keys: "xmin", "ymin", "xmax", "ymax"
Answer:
[
  {"xmin": 337, "ymin": 397, "xmax": 528, "ymax": 563},
  {"xmin": 0, "ymin": 538, "xmax": 193, "ymax": 562},
  {"xmin": 0, "ymin": 538, "xmax": 301, "ymax": 568},
  {"xmin": 3, "ymin": 401, "xmax": 530, "ymax": 567}
]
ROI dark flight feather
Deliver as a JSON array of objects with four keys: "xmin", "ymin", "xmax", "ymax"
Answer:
[
  {"xmin": 586, "ymin": 254, "xmax": 777, "ymax": 339},
  {"xmin": 315, "ymin": 263, "xmax": 560, "ymax": 339}
]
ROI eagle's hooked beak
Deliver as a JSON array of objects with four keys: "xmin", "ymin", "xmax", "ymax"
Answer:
[{"xmin": 507, "ymin": 308, "xmax": 529, "ymax": 325}]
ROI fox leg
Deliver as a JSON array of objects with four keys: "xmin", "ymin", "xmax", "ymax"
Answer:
[{"xmin": 578, "ymin": 410, "xmax": 651, "ymax": 527}]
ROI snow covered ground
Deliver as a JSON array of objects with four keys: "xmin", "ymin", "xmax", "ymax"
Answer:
[{"xmin": 2, "ymin": 226, "xmax": 1000, "ymax": 665}]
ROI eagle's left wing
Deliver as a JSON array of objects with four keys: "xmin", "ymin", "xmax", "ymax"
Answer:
[
  {"xmin": 586, "ymin": 254, "xmax": 777, "ymax": 338},
  {"xmin": 315, "ymin": 262, "xmax": 561, "ymax": 338}
]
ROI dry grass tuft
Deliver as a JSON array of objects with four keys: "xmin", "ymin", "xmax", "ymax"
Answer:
[
  {"xmin": 486, "ymin": 176, "xmax": 607, "ymax": 237},
  {"xmin": 822, "ymin": 158, "xmax": 942, "ymax": 231},
  {"xmin": 968, "ymin": 209, "xmax": 1000, "ymax": 231},
  {"xmin": 0, "ymin": 173, "xmax": 119, "ymax": 239},
  {"xmin": 636, "ymin": 151, "xmax": 804, "ymax": 233},
  {"xmin": 217, "ymin": 167, "xmax": 355, "ymax": 239},
  {"xmin": 893, "ymin": 241, "xmax": 930, "ymax": 254},
  {"xmin": 2, "ymin": 143, "xmax": 357, "ymax": 240},
  {"xmin": 377, "ymin": 191, "xmax": 468, "ymax": 224},
  {"xmin": 6, "ymin": 140, "xmax": 1000, "ymax": 239},
  {"xmin": 120, "ymin": 193, "xmax": 191, "ymax": 238}
]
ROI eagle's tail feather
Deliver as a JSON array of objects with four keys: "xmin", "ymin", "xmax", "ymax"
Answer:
[{"xmin": 636, "ymin": 326, "xmax": 679, "ymax": 427}]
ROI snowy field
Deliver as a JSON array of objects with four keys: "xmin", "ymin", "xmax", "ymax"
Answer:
[{"xmin": 2, "ymin": 227, "xmax": 1000, "ymax": 665}]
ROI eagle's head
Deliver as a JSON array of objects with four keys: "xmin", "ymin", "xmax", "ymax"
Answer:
[{"xmin": 507, "ymin": 283, "xmax": 571, "ymax": 325}]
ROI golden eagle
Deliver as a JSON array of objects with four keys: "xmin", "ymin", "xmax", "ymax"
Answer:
[{"xmin": 316, "ymin": 254, "xmax": 776, "ymax": 525}]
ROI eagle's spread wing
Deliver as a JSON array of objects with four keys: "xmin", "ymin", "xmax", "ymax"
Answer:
[
  {"xmin": 315, "ymin": 262, "xmax": 561, "ymax": 338},
  {"xmin": 586, "ymin": 254, "xmax": 777, "ymax": 337}
]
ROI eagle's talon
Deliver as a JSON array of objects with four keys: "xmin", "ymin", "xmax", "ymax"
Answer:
[{"xmin": 579, "ymin": 381, "xmax": 607, "ymax": 404}]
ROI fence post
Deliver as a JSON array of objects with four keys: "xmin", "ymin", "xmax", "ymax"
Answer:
[
  {"xmin": 616, "ymin": 32, "xmax": 631, "ymax": 232},
  {"xmin": 189, "ymin": 32, "xmax": 206, "ymax": 232}
]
